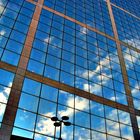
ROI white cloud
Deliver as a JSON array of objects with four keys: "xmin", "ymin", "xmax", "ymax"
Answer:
[
  {"xmin": 35, "ymin": 134, "xmax": 53, "ymax": 140},
  {"xmin": 44, "ymin": 37, "xmax": 51, "ymax": 43},
  {"xmin": 58, "ymin": 107, "xmax": 73, "ymax": 118},
  {"xmin": 0, "ymin": 30, "xmax": 6, "ymax": 36},
  {"xmin": 0, "ymin": 86, "xmax": 11, "ymax": 103},
  {"xmin": 66, "ymin": 96, "xmax": 74, "ymax": 108},
  {"xmin": 36, "ymin": 113, "xmax": 55, "ymax": 136},
  {"xmin": 106, "ymin": 120, "xmax": 120, "ymax": 136},
  {"xmin": 75, "ymin": 96, "xmax": 89, "ymax": 111},
  {"xmin": 0, "ymin": 103, "xmax": 6, "ymax": 116},
  {"xmin": 80, "ymin": 27, "xmax": 87, "ymax": 34},
  {"xmin": 124, "ymin": 38, "xmax": 140, "ymax": 50},
  {"xmin": 89, "ymin": 83, "xmax": 102, "ymax": 96},
  {"xmin": 92, "ymin": 131, "xmax": 106, "ymax": 140},
  {"xmin": 0, "ymin": 1, "xmax": 5, "ymax": 14},
  {"xmin": 0, "ymin": 82, "xmax": 12, "ymax": 118},
  {"xmin": 36, "ymin": 93, "xmax": 89, "ymax": 138}
]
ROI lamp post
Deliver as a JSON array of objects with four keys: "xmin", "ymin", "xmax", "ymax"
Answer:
[{"xmin": 51, "ymin": 116, "xmax": 71, "ymax": 140}]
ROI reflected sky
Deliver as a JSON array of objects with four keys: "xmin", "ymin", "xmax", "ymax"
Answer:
[
  {"xmin": 13, "ymin": 77, "xmax": 135, "ymax": 139},
  {"xmin": 0, "ymin": 69, "xmax": 14, "ymax": 124},
  {"xmin": 0, "ymin": 0, "xmax": 139, "ymax": 140}
]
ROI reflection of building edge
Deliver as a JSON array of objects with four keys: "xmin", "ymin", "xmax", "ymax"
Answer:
[{"xmin": 0, "ymin": 0, "xmax": 140, "ymax": 139}]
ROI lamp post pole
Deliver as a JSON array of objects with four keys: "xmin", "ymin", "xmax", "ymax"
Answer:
[
  {"xmin": 59, "ymin": 121, "xmax": 62, "ymax": 140},
  {"xmin": 51, "ymin": 116, "xmax": 71, "ymax": 140}
]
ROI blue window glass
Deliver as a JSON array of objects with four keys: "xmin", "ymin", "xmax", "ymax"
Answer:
[
  {"xmin": 33, "ymin": 39, "xmax": 48, "ymax": 52},
  {"xmin": 6, "ymin": 39, "xmax": 23, "ymax": 54},
  {"xmin": 0, "ymin": 48, "xmax": 3, "ymax": 57},
  {"xmin": 75, "ymin": 77, "xmax": 89, "ymax": 91},
  {"xmin": 46, "ymin": 55, "xmax": 60, "ymax": 69},
  {"xmin": 118, "ymin": 110, "xmax": 131, "ymax": 125},
  {"xmin": 2, "ymin": 50, "xmax": 20, "ymax": 66},
  {"xmin": 23, "ymin": 1, "xmax": 35, "ymax": 11},
  {"xmin": 17, "ymin": 14, "xmax": 31, "ymax": 25},
  {"xmin": 120, "ymin": 124, "xmax": 134, "ymax": 139},
  {"xmin": 58, "ymin": 90, "xmax": 74, "ymax": 108},
  {"xmin": 106, "ymin": 120, "xmax": 120, "ymax": 137},
  {"xmin": 92, "ymin": 130, "xmax": 106, "ymax": 140},
  {"xmin": 89, "ymin": 82, "xmax": 102, "ymax": 97},
  {"xmin": 61, "ymin": 60, "xmax": 74, "ymax": 74},
  {"xmin": 39, "ymin": 16, "xmax": 52, "ymax": 26},
  {"xmin": 75, "ymin": 110, "xmax": 90, "ymax": 128},
  {"xmin": 10, "ymin": 30, "xmax": 26, "ymax": 44},
  {"xmin": 28, "ymin": 59, "xmax": 44, "ymax": 75},
  {"xmin": 3, "ymin": 8, "xmax": 18, "ymax": 20},
  {"xmin": 48, "ymin": 45, "xmax": 61, "ymax": 58},
  {"xmin": 0, "ymin": 25, "xmax": 11, "ymax": 37},
  {"xmin": 105, "ymin": 106, "xmax": 118, "ymax": 121},
  {"xmin": 14, "ymin": 109, "xmax": 36, "ymax": 131},
  {"xmin": 14, "ymin": 22, "xmax": 28, "ymax": 34},
  {"xmin": 20, "ymin": 7, "xmax": 34, "ymax": 18},
  {"xmin": 0, "ymin": 0, "xmax": 8, "ymax": 6},
  {"xmin": 116, "ymin": 92, "xmax": 128, "ymax": 105},
  {"xmin": 38, "ymin": 22, "xmax": 50, "ymax": 34},
  {"xmin": 75, "ymin": 126, "xmax": 90, "ymax": 140},
  {"xmin": 35, "ymin": 30, "xmax": 49, "ymax": 42},
  {"xmin": 113, "ymin": 81, "xmax": 125, "ymax": 94},
  {"xmin": 22, "ymin": 78, "xmax": 41, "ymax": 96},
  {"xmin": 19, "ymin": 92, "xmax": 39, "ymax": 112},
  {"xmin": 30, "ymin": 49, "xmax": 46, "ymax": 63},
  {"xmin": 0, "ymin": 35, "xmax": 7, "ymax": 48},
  {"xmin": 41, "ymin": 84, "xmax": 58, "ymax": 102},
  {"xmin": 0, "ymin": 16, "xmax": 15, "ymax": 28},
  {"xmin": 90, "ymin": 101, "xmax": 104, "ymax": 117},
  {"xmin": 91, "ymin": 115, "xmax": 106, "ymax": 132},
  {"xmin": 38, "ymin": 99, "xmax": 56, "ymax": 117},
  {"xmin": 0, "ymin": 69, "xmax": 14, "ymax": 87},
  {"xmin": 7, "ymin": 2, "xmax": 21, "ymax": 12},
  {"xmin": 41, "ymin": 9, "xmax": 53, "ymax": 18},
  {"xmin": 12, "ymin": 127, "xmax": 33, "ymax": 139},
  {"xmin": 62, "ymin": 50, "xmax": 74, "ymax": 63},
  {"xmin": 44, "ymin": 65, "xmax": 59, "ymax": 81},
  {"xmin": 60, "ymin": 71, "xmax": 74, "ymax": 87}
]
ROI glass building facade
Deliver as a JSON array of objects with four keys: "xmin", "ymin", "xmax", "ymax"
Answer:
[{"xmin": 0, "ymin": 0, "xmax": 140, "ymax": 140}]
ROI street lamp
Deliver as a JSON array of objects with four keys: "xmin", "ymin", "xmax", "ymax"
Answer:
[{"xmin": 51, "ymin": 116, "xmax": 71, "ymax": 140}]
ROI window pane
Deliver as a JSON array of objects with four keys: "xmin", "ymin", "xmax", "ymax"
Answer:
[
  {"xmin": 0, "ymin": 103, "xmax": 6, "ymax": 123},
  {"xmin": 19, "ymin": 92, "xmax": 39, "ymax": 112},
  {"xmin": 91, "ymin": 115, "xmax": 106, "ymax": 132},
  {"xmin": 106, "ymin": 120, "xmax": 120, "ymax": 136},
  {"xmin": 58, "ymin": 90, "xmax": 74, "ymax": 108},
  {"xmin": 38, "ymin": 99, "xmax": 56, "ymax": 117},
  {"xmin": 2, "ymin": 50, "xmax": 20, "ymax": 66},
  {"xmin": 120, "ymin": 124, "xmax": 134, "ymax": 140},
  {"xmin": 90, "ymin": 101, "xmax": 104, "ymax": 117},
  {"xmin": 74, "ymin": 126, "xmax": 90, "ymax": 140},
  {"xmin": 22, "ymin": 78, "xmax": 41, "ymax": 96},
  {"xmin": 35, "ymin": 115, "xmax": 55, "ymax": 137},
  {"xmin": 75, "ymin": 110, "xmax": 90, "ymax": 128},
  {"xmin": 41, "ymin": 84, "xmax": 58, "ymax": 102},
  {"xmin": 12, "ymin": 127, "xmax": 33, "ymax": 139},
  {"xmin": 92, "ymin": 130, "xmax": 106, "ymax": 140},
  {"xmin": 14, "ymin": 109, "xmax": 36, "ymax": 131}
]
